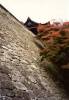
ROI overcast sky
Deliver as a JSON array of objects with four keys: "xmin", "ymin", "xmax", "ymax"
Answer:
[{"xmin": 0, "ymin": 0, "xmax": 69, "ymax": 23}]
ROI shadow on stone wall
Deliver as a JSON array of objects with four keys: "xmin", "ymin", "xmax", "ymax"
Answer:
[{"xmin": 0, "ymin": 65, "xmax": 31, "ymax": 100}]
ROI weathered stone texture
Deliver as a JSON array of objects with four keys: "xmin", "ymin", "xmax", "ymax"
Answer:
[{"xmin": 0, "ymin": 5, "xmax": 68, "ymax": 100}]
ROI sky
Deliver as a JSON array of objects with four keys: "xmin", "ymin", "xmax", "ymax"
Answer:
[{"xmin": 0, "ymin": 0, "xmax": 69, "ymax": 23}]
